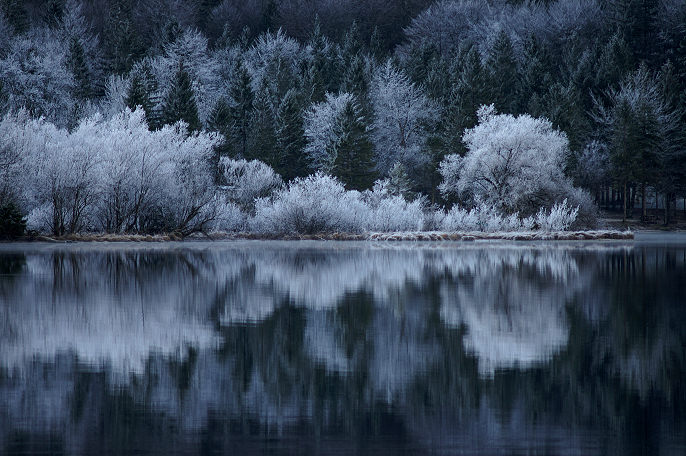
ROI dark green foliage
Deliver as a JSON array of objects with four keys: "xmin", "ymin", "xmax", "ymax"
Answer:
[
  {"xmin": 276, "ymin": 89, "xmax": 307, "ymax": 181},
  {"xmin": 340, "ymin": 55, "xmax": 369, "ymax": 101},
  {"xmin": 0, "ymin": 200, "xmax": 26, "ymax": 239},
  {"xmin": 126, "ymin": 61, "xmax": 161, "ymax": 130},
  {"xmin": 332, "ymin": 100, "xmax": 375, "ymax": 190},
  {"xmin": 43, "ymin": 0, "xmax": 64, "ymax": 29},
  {"xmin": 162, "ymin": 61, "xmax": 201, "ymax": 133},
  {"xmin": 520, "ymin": 34, "xmax": 553, "ymax": 114},
  {"xmin": 247, "ymin": 82, "xmax": 278, "ymax": 167},
  {"xmin": 307, "ymin": 18, "xmax": 330, "ymax": 104},
  {"xmin": 387, "ymin": 162, "xmax": 414, "ymax": 200},
  {"xmin": 608, "ymin": 0, "xmax": 660, "ymax": 65},
  {"xmin": 439, "ymin": 46, "xmax": 489, "ymax": 156},
  {"xmin": 103, "ymin": 0, "xmax": 144, "ymax": 75},
  {"xmin": 262, "ymin": 0, "xmax": 279, "ymax": 32},
  {"xmin": 228, "ymin": 64, "xmax": 254, "ymax": 158},
  {"xmin": 67, "ymin": 37, "xmax": 92, "ymax": 101},
  {"xmin": 1, "ymin": 0, "xmax": 28, "ymax": 34},
  {"xmin": 486, "ymin": 30, "xmax": 520, "ymax": 114}
]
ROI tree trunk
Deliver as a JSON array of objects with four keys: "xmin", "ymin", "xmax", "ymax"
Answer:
[
  {"xmin": 641, "ymin": 182, "xmax": 646, "ymax": 219},
  {"xmin": 664, "ymin": 193, "xmax": 669, "ymax": 225}
]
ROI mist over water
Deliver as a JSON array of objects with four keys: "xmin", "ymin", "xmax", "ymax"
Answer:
[{"xmin": 1, "ymin": 240, "xmax": 685, "ymax": 455}]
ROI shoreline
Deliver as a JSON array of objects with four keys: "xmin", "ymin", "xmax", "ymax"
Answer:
[{"xmin": 2, "ymin": 230, "xmax": 635, "ymax": 243}]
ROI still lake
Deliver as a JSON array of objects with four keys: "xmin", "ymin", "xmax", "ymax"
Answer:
[{"xmin": 1, "ymin": 234, "xmax": 685, "ymax": 455}]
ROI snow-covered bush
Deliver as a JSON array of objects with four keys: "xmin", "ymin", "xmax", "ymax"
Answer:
[
  {"xmin": 1, "ymin": 108, "xmax": 221, "ymax": 235},
  {"xmin": 251, "ymin": 173, "xmax": 369, "ymax": 234},
  {"xmin": 219, "ymin": 157, "xmax": 282, "ymax": 212},
  {"xmin": 205, "ymin": 196, "xmax": 247, "ymax": 232},
  {"xmin": 534, "ymin": 199, "xmax": 579, "ymax": 231},
  {"xmin": 363, "ymin": 181, "xmax": 425, "ymax": 232},
  {"xmin": 440, "ymin": 202, "xmax": 534, "ymax": 232}
]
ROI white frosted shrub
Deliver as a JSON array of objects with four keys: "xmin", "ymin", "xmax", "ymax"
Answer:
[
  {"xmin": 535, "ymin": 199, "xmax": 579, "ymax": 231},
  {"xmin": 362, "ymin": 181, "xmax": 424, "ymax": 232},
  {"xmin": 219, "ymin": 157, "xmax": 282, "ymax": 212},
  {"xmin": 251, "ymin": 173, "xmax": 369, "ymax": 234},
  {"xmin": 205, "ymin": 196, "xmax": 247, "ymax": 232},
  {"xmin": 441, "ymin": 202, "xmax": 533, "ymax": 232}
]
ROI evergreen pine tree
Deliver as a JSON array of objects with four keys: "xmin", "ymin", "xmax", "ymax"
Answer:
[
  {"xmin": 520, "ymin": 34, "xmax": 553, "ymax": 115},
  {"xmin": 103, "ymin": 0, "xmax": 144, "ymax": 75},
  {"xmin": 340, "ymin": 55, "xmax": 369, "ymax": 101},
  {"xmin": 341, "ymin": 21, "xmax": 362, "ymax": 67},
  {"xmin": 126, "ymin": 62, "xmax": 161, "ymax": 130},
  {"xmin": 369, "ymin": 26, "xmax": 383, "ymax": 61},
  {"xmin": 229, "ymin": 63, "xmax": 254, "ymax": 158},
  {"xmin": 486, "ymin": 30, "xmax": 520, "ymax": 114},
  {"xmin": 595, "ymin": 32, "xmax": 633, "ymax": 94},
  {"xmin": 1, "ymin": 0, "xmax": 28, "ymax": 34},
  {"xmin": 67, "ymin": 37, "xmax": 92, "ymax": 101},
  {"xmin": 248, "ymin": 82, "xmax": 278, "ymax": 166},
  {"xmin": 0, "ymin": 201, "xmax": 26, "ymax": 240},
  {"xmin": 307, "ymin": 17, "xmax": 329, "ymax": 104},
  {"xmin": 162, "ymin": 61, "xmax": 201, "ymax": 132},
  {"xmin": 387, "ymin": 162, "xmax": 414, "ymax": 200},
  {"xmin": 276, "ymin": 89, "xmax": 307, "ymax": 181},
  {"xmin": 207, "ymin": 96, "xmax": 232, "ymax": 181},
  {"xmin": 43, "ymin": 0, "xmax": 65, "ymax": 29},
  {"xmin": 332, "ymin": 99, "xmax": 376, "ymax": 190},
  {"xmin": 441, "ymin": 46, "xmax": 488, "ymax": 156}
]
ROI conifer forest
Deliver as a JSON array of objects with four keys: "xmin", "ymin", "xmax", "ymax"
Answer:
[{"xmin": 1, "ymin": 0, "xmax": 686, "ymax": 236}]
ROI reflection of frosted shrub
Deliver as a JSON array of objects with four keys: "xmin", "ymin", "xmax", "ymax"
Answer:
[
  {"xmin": 535, "ymin": 199, "xmax": 578, "ymax": 231},
  {"xmin": 252, "ymin": 173, "xmax": 368, "ymax": 234}
]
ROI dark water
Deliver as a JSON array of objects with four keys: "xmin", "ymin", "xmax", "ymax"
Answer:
[{"xmin": 1, "ymin": 235, "xmax": 685, "ymax": 455}]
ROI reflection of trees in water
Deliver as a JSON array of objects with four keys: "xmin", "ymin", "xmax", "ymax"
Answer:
[
  {"xmin": 0, "ymin": 243, "xmax": 685, "ymax": 454},
  {"xmin": 439, "ymin": 248, "xmax": 586, "ymax": 375}
]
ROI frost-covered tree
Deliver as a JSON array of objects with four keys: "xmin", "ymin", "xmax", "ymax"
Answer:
[
  {"xmin": 155, "ymin": 28, "xmax": 220, "ymax": 123},
  {"xmin": 244, "ymin": 29, "xmax": 306, "ymax": 101},
  {"xmin": 252, "ymin": 172, "xmax": 369, "ymax": 234},
  {"xmin": 370, "ymin": 60, "xmax": 437, "ymax": 176},
  {"xmin": 0, "ymin": 29, "xmax": 75, "ymax": 125},
  {"xmin": 439, "ymin": 105, "xmax": 585, "ymax": 216}
]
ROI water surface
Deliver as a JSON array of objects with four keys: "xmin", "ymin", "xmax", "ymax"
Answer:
[{"xmin": 1, "ymin": 235, "xmax": 685, "ymax": 455}]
